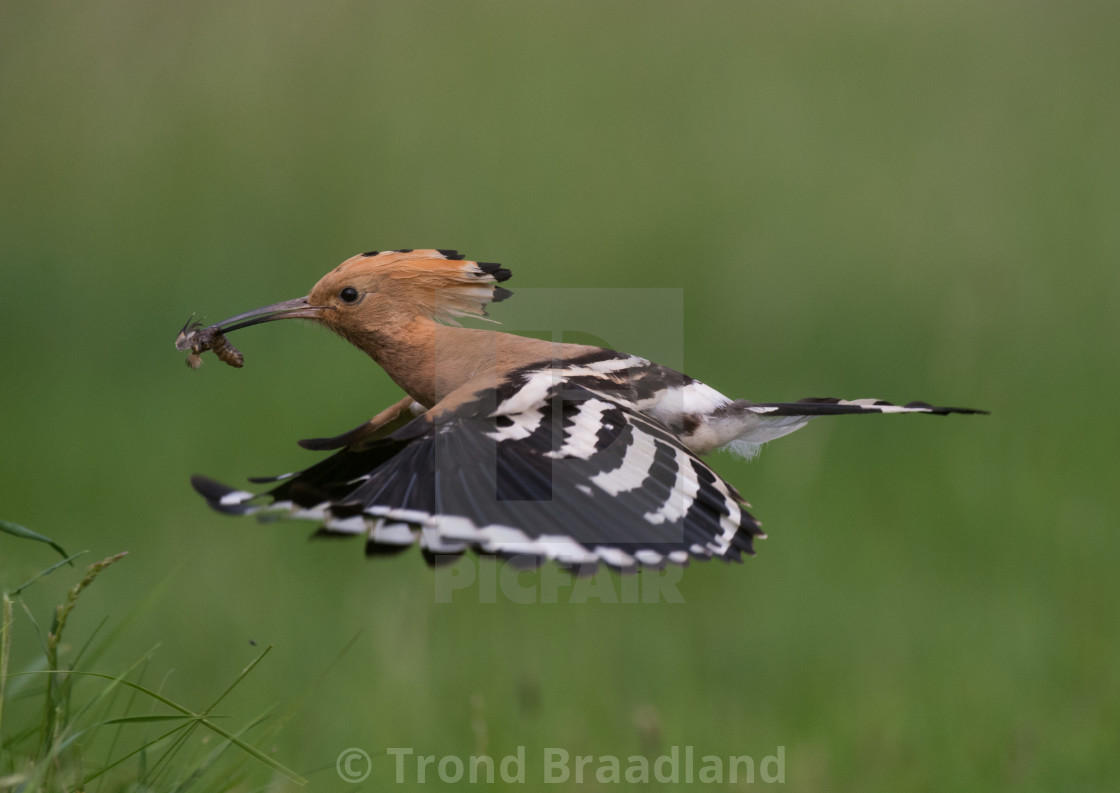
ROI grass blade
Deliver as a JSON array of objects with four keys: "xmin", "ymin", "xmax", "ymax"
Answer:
[
  {"xmin": 13, "ymin": 670, "xmax": 308, "ymax": 786},
  {"xmin": 80, "ymin": 720, "xmax": 197, "ymax": 786},
  {"xmin": 0, "ymin": 593, "xmax": 11, "ymax": 742},
  {"xmin": 201, "ymin": 644, "xmax": 273, "ymax": 716},
  {"xmin": 6, "ymin": 552, "xmax": 89, "ymax": 598},
  {"xmin": 100, "ymin": 715, "xmax": 197, "ymax": 725},
  {"xmin": 0, "ymin": 520, "xmax": 72, "ymax": 562}
]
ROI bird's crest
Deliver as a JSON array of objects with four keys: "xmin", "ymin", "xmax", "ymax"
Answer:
[{"xmin": 328, "ymin": 249, "xmax": 512, "ymax": 325}]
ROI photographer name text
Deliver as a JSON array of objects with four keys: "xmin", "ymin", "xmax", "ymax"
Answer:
[{"xmin": 378, "ymin": 745, "xmax": 785, "ymax": 785}]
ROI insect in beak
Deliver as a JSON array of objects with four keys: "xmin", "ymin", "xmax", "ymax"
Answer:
[{"xmin": 175, "ymin": 296, "xmax": 329, "ymax": 368}]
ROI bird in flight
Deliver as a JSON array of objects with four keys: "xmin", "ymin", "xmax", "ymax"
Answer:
[{"xmin": 182, "ymin": 249, "xmax": 984, "ymax": 573}]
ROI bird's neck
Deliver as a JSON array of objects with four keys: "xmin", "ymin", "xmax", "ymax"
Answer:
[
  {"xmin": 340, "ymin": 317, "xmax": 435, "ymax": 407},
  {"xmin": 347, "ymin": 318, "xmax": 579, "ymax": 409}
]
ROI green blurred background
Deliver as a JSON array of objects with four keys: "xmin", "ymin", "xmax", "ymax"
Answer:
[{"xmin": 2, "ymin": 0, "xmax": 1118, "ymax": 790}]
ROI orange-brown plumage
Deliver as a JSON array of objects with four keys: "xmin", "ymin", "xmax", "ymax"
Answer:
[{"xmin": 309, "ymin": 250, "xmax": 511, "ymax": 328}]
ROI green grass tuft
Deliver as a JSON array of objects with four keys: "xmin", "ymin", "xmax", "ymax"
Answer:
[{"xmin": 1, "ymin": 527, "xmax": 306, "ymax": 791}]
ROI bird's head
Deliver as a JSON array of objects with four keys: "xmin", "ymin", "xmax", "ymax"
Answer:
[{"xmin": 197, "ymin": 249, "xmax": 512, "ymax": 347}]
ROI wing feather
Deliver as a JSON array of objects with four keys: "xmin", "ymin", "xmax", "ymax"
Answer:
[{"xmin": 192, "ymin": 379, "xmax": 762, "ymax": 571}]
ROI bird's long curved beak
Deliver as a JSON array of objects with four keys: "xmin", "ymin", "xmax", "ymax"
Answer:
[{"xmin": 207, "ymin": 296, "xmax": 329, "ymax": 334}]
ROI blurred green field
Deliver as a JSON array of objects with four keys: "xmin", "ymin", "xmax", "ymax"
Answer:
[{"xmin": 2, "ymin": 1, "xmax": 1118, "ymax": 790}]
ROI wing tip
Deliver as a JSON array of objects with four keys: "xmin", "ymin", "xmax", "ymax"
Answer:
[{"xmin": 190, "ymin": 474, "xmax": 257, "ymax": 515}]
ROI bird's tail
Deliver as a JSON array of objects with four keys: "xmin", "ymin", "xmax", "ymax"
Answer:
[
  {"xmin": 720, "ymin": 397, "xmax": 987, "ymax": 459},
  {"xmin": 747, "ymin": 397, "xmax": 988, "ymax": 417}
]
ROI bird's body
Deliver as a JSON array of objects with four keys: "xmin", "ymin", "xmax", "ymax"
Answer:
[{"xmin": 186, "ymin": 249, "xmax": 984, "ymax": 572}]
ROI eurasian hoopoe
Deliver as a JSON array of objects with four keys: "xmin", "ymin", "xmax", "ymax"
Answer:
[{"xmin": 183, "ymin": 249, "xmax": 984, "ymax": 573}]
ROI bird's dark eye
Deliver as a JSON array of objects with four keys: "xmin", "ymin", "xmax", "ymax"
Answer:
[{"xmin": 340, "ymin": 287, "xmax": 360, "ymax": 303}]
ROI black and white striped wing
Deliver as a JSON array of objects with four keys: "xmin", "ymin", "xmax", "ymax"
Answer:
[{"xmin": 192, "ymin": 383, "xmax": 762, "ymax": 572}]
